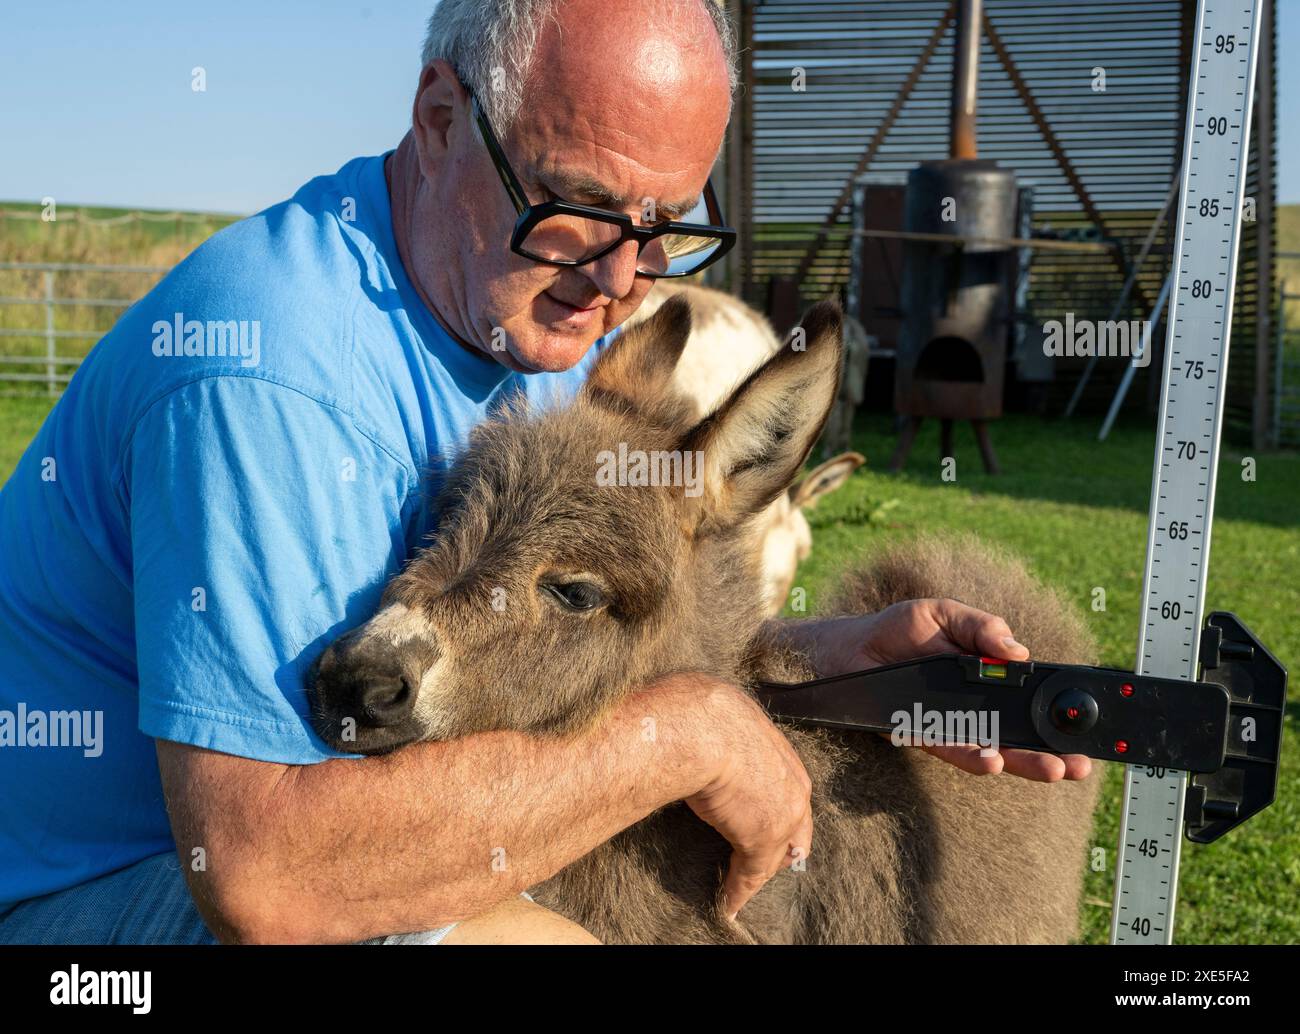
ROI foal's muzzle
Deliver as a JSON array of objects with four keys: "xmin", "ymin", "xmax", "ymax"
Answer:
[{"xmin": 307, "ymin": 619, "xmax": 438, "ymax": 753}]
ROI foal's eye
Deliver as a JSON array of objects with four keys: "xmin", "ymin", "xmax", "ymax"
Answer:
[{"xmin": 542, "ymin": 580, "xmax": 606, "ymax": 612}]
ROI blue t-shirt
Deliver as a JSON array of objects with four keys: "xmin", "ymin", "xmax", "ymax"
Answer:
[{"xmin": 0, "ymin": 153, "xmax": 611, "ymax": 909}]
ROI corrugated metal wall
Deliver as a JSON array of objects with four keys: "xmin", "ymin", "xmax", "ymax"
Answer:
[{"xmin": 731, "ymin": 0, "xmax": 1276, "ymax": 443}]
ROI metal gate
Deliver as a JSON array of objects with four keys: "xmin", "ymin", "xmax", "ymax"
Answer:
[
  {"xmin": 0, "ymin": 262, "xmax": 169, "ymax": 395},
  {"xmin": 1273, "ymin": 264, "xmax": 1300, "ymax": 448}
]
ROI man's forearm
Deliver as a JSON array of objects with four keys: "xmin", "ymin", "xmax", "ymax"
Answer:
[{"xmin": 175, "ymin": 674, "xmax": 725, "ymax": 943}]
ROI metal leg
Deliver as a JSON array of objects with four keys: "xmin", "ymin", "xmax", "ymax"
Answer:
[
  {"xmin": 972, "ymin": 420, "xmax": 1001, "ymax": 474},
  {"xmin": 1099, "ymin": 271, "xmax": 1173, "ymax": 442},
  {"xmin": 889, "ymin": 417, "xmax": 923, "ymax": 472}
]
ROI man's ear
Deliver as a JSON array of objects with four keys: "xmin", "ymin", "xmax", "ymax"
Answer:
[
  {"xmin": 583, "ymin": 292, "xmax": 694, "ymax": 422},
  {"xmin": 684, "ymin": 300, "xmax": 844, "ymax": 530},
  {"xmin": 790, "ymin": 451, "xmax": 865, "ymax": 509},
  {"xmin": 411, "ymin": 59, "xmax": 466, "ymax": 180}
]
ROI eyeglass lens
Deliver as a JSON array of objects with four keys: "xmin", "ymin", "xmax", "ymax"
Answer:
[{"xmin": 519, "ymin": 213, "xmax": 723, "ymax": 276}]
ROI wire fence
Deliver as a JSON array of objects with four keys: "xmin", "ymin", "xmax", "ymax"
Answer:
[
  {"xmin": 0, "ymin": 262, "xmax": 171, "ymax": 396},
  {"xmin": 1274, "ymin": 257, "xmax": 1300, "ymax": 449}
]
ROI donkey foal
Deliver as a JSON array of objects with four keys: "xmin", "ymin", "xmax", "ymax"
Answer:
[{"xmin": 310, "ymin": 295, "xmax": 1101, "ymax": 943}]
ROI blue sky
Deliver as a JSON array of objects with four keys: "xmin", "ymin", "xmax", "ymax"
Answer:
[
  {"xmin": 1, "ymin": 0, "xmax": 1297, "ymax": 213},
  {"xmin": 0, "ymin": 0, "xmax": 432, "ymax": 213}
]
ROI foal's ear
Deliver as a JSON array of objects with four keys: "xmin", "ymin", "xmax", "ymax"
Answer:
[
  {"xmin": 583, "ymin": 292, "xmax": 693, "ymax": 420},
  {"xmin": 684, "ymin": 300, "xmax": 844, "ymax": 529}
]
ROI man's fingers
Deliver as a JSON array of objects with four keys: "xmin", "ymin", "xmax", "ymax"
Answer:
[
  {"xmin": 935, "ymin": 599, "xmax": 1029, "ymax": 660},
  {"xmin": 720, "ymin": 861, "xmax": 765, "ymax": 921},
  {"xmin": 920, "ymin": 741, "xmax": 1003, "ymax": 775},
  {"xmin": 721, "ymin": 812, "xmax": 812, "ymax": 921},
  {"xmin": 918, "ymin": 741, "xmax": 1093, "ymax": 782},
  {"xmin": 721, "ymin": 840, "xmax": 802, "ymax": 920},
  {"xmin": 792, "ymin": 811, "xmax": 814, "ymax": 868},
  {"xmin": 999, "ymin": 750, "xmax": 1093, "ymax": 781},
  {"xmin": 1000, "ymin": 749, "xmax": 1067, "ymax": 781}
]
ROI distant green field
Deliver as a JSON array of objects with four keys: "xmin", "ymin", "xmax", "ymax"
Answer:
[{"xmin": 0, "ymin": 202, "xmax": 237, "ymax": 261}]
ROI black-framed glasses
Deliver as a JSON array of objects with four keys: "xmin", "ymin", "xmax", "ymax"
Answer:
[{"xmin": 469, "ymin": 90, "xmax": 736, "ymax": 279}]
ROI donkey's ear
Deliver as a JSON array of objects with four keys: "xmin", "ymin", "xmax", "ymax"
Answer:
[
  {"xmin": 684, "ymin": 300, "xmax": 844, "ymax": 529},
  {"xmin": 583, "ymin": 292, "xmax": 693, "ymax": 419},
  {"xmin": 789, "ymin": 451, "xmax": 865, "ymax": 509}
]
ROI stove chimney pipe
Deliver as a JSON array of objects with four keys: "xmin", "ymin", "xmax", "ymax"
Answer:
[{"xmin": 950, "ymin": 0, "xmax": 982, "ymax": 160}]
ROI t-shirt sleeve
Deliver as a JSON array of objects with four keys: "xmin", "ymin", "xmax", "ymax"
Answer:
[{"xmin": 124, "ymin": 376, "xmax": 418, "ymax": 764}]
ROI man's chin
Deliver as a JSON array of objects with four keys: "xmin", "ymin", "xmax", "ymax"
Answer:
[{"xmin": 507, "ymin": 325, "xmax": 606, "ymax": 374}]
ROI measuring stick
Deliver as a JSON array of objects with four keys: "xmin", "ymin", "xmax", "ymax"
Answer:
[{"xmin": 1109, "ymin": 0, "xmax": 1264, "ymax": 945}]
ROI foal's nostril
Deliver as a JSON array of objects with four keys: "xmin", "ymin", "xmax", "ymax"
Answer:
[{"xmin": 359, "ymin": 674, "xmax": 414, "ymax": 727}]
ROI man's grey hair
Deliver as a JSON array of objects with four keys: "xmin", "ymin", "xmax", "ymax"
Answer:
[{"xmin": 420, "ymin": 0, "xmax": 738, "ymax": 131}]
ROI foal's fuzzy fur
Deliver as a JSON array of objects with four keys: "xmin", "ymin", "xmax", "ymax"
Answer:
[
  {"xmin": 311, "ymin": 294, "xmax": 1102, "ymax": 943},
  {"xmin": 534, "ymin": 536, "xmax": 1101, "ymax": 944}
]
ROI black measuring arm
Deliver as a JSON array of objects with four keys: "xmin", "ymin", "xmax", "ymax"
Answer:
[{"xmin": 757, "ymin": 612, "xmax": 1284, "ymax": 843}]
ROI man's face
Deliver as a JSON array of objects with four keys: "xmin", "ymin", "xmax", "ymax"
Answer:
[{"xmin": 405, "ymin": 1, "xmax": 732, "ymax": 374}]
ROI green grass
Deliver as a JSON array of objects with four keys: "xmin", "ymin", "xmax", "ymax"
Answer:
[
  {"xmin": 790, "ymin": 410, "xmax": 1300, "ymax": 944},
  {"xmin": 0, "ymin": 397, "xmax": 57, "ymax": 475}
]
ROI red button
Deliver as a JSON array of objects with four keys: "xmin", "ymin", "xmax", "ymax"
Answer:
[
  {"xmin": 1115, "ymin": 739, "xmax": 1129, "ymax": 754},
  {"xmin": 1121, "ymin": 683, "xmax": 1134, "ymax": 697}
]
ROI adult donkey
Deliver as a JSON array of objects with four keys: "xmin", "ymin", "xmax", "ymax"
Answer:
[
  {"xmin": 631, "ymin": 280, "xmax": 865, "ymax": 615},
  {"xmin": 310, "ymin": 297, "xmax": 1101, "ymax": 944}
]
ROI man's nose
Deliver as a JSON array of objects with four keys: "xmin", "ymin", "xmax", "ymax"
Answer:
[{"xmin": 583, "ymin": 239, "xmax": 642, "ymax": 301}]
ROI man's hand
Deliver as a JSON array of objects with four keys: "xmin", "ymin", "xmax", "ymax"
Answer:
[
  {"xmin": 674, "ymin": 680, "xmax": 813, "ymax": 921},
  {"xmin": 774, "ymin": 599, "xmax": 1093, "ymax": 784}
]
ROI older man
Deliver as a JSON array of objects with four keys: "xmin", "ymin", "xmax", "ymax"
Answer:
[{"xmin": 0, "ymin": 0, "xmax": 1088, "ymax": 946}]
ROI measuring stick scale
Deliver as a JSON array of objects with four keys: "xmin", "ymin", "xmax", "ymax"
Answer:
[{"xmin": 1109, "ymin": 0, "xmax": 1264, "ymax": 945}]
